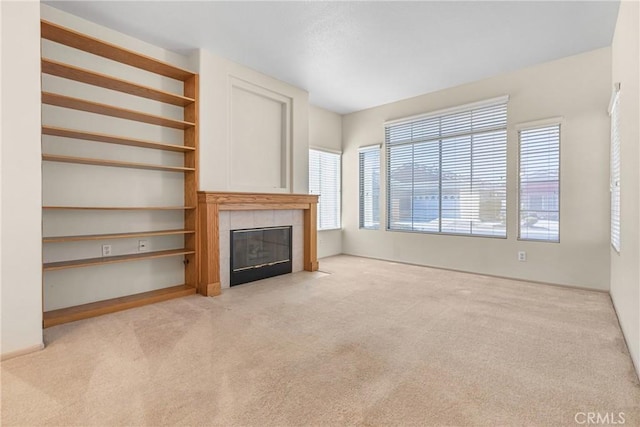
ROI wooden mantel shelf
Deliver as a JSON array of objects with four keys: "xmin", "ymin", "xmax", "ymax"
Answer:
[
  {"xmin": 197, "ymin": 191, "xmax": 318, "ymax": 211},
  {"xmin": 197, "ymin": 191, "xmax": 319, "ymax": 297}
]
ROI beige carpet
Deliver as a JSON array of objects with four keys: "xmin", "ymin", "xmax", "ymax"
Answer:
[{"xmin": 2, "ymin": 255, "xmax": 639, "ymax": 426}]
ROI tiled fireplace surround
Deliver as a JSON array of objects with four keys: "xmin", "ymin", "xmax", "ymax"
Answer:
[
  {"xmin": 219, "ymin": 210, "xmax": 304, "ymax": 289},
  {"xmin": 197, "ymin": 192, "xmax": 319, "ymax": 296}
]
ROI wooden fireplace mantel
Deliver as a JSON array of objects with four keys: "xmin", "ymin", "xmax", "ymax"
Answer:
[{"xmin": 197, "ymin": 191, "xmax": 319, "ymax": 296}]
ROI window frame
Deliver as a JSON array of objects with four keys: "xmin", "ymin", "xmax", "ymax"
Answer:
[
  {"xmin": 609, "ymin": 83, "xmax": 621, "ymax": 253},
  {"xmin": 384, "ymin": 96, "xmax": 509, "ymax": 238},
  {"xmin": 516, "ymin": 118, "xmax": 562, "ymax": 243},
  {"xmin": 308, "ymin": 148, "xmax": 342, "ymax": 231},
  {"xmin": 359, "ymin": 144, "xmax": 381, "ymax": 230}
]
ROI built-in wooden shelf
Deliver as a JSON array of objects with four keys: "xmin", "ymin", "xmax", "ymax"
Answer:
[
  {"xmin": 43, "ymin": 206, "xmax": 195, "ymax": 211},
  {"xmin": 43, "ymin": 248, "xmax": 195, "ymax": 271},
  {"xmin": 41, "ymin": 20, "xmax": 199, "ymax": 327},
  {"xmin": 42, "ymin": 59, "xmax": 195, "ymax": 106},
  {"xmin": 41, "ymin": 20, "xmax": 194, "ymax": 81},
  {"xmin": 43, "ymin": 154, "xmax": 195, "ymax": 173},
  {"xmin": 42, "ymin": 126, "xmax": 195, "ymax": 153},
  {"xmin": 43, "ymin": 284, "xmax": 196, "ymax": 328},
  {"xmin": 44, "ymin": 229, "xmax": 195, "ymax": 243},
  {"xmin": 42, "ymin": 92, "xmax": 195, "ymax": 130}
]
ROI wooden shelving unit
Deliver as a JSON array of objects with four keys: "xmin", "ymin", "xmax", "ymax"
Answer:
[
  {"xmin": 43, "ymin": 154, "xmax": 195, "ymax": 172},
  {"xmin": 43, "ymin": 206, "xmax": 196, "ymax": 211},
  {"xmin": 42, "ymin": 59, "xmax": 195, "ymax": 106},
  {"xmin": 44, "ymin": 229, "xmax": 195, "ymax": 243},
  {"xmin": 41, "ymin": 20, "xmax": 193, "ymax": 80},
  {"xmin": 41, "ymin": 19, "xmax": 199, "ymax": 327},
  {"xmin": 42, "ymin": 92, "xmax": 195, "ymax": 130},
  {"xmin": 42, "ymin": 126, "xmax": 195, "ymax": 152},
  {"xmin": 43, "ymin": 249, "xmax": 196, "ymax": 271},
  {"xmin": 43, "ymin": 285, "xmax": 196, "ymax": 328}
]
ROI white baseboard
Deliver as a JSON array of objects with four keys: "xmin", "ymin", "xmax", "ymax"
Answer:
[{"xmin": 1, "ymin": 343, "xmax": 45, "ymax": 361}]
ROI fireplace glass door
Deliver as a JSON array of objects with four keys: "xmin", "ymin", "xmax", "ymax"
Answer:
[{"xmin": 230, "ymin": 226, "xmax": 292, "ymax": 286}]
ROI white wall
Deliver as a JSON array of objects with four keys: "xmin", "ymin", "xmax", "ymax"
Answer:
[
  {"xmin": 40, "ymin": 5, "xmax": 195, "ymax": 311},
  {"xmin": 342, "ymin": 48, "xmax": 611, "ymax": 290},
  {"xmin": 610, "ymin": 0, "xmax": 640, "ymax": 379},
  {"xmin": 1, "ymin": 0, "xmax": 43, "ymax": 356},
  {"xmin": 193, "ymin": 49, "xmax": 309, "ymax": 194},
  {"xmin": 309, "ymin": 105, "xmax": 343, "ymax": 258}
]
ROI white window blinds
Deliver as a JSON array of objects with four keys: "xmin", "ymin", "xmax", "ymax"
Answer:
[
  {"xmin": 518, "ymin": 124, "xmax": 560, "ymax": 242},
  {"xmin": 385, "ymin": 97, "xmax": 508, "ymax": 237},
  {"xmin": 609, "ymin": 85, "xmax": 621, "ymax": 252},
  {"xmin": 359, "ymin": 146, "xmax": 381, "ymax": 229},
  {"xmin": 309, "ymin": 149, "xmax": 341, "ymax": 230}
]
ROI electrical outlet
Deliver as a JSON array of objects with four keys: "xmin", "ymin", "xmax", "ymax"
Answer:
[
  {"xmin": 138, "ymin": 240, "xmax": 148, "ymax": 252},
  {"xmin": 102, "ymin": 244, "xmax": 112, "ymax": 257},
  {"xmin": 518, "ymin": 251, "xmax": 526, "ymax": 262}
]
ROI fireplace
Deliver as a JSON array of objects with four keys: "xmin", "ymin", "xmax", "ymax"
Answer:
[
  {"xmin": 197, "ymin": 191, "xmax": 319, "ymax": 296},
  {"xmin": 230, "ymin": 226, "xmax": 292, "ymax": 286}
]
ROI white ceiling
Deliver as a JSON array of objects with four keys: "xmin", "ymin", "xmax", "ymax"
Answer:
[{"xmin": 45, "ymin": 1, "xmax": 619, "ymax": 114}]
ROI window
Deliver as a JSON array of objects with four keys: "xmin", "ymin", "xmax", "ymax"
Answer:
[
  {"xmin": 385, "ymin": 97, "xmax": 508, "ymax": 237},
  {"xmin": 309, "ymin": 149, "xmax": 341, "ymax": 230},
  {"xmin": 609, "ymin": 84, "xmax": 621, "ymax": 252},
  {"xmin": 359, "ymin": 145, "xmax": 381, "ymax": 229},
  {"xmin": 518, "ymin": 123, "xmax": 560, "ymax": 242}
]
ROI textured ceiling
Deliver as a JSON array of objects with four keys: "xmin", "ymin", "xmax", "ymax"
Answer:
[{"xmin": 45, "ymin": 1, "xmax": 620, "ymax": 114}]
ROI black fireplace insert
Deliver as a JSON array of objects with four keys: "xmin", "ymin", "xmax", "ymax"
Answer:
[{"xmin": 230, "ymin": 226, "xmax": 292, "ymax": 286}]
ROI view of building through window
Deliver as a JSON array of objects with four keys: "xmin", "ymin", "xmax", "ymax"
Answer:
[
  {"xmin": 385, "ymin": 99, "xmax": 508, "ymax": 237},
  {"xmin": 518, "ymin": 124, "xmax": 560, "ymax": 242}
]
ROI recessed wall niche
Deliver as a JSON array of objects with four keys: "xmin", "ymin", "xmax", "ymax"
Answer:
[{"xmin": 229, "ymin": 77, "xmax": 292, "ymax": 193}]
